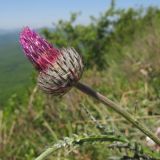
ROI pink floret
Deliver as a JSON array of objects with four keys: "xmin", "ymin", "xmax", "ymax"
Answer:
[{"xmin": 19, "ymin": 27, "xmax": 60, "ymax": 71}]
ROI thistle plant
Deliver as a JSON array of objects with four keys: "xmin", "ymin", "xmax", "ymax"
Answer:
[
  {"xmin": 20, "ymin": 27, "xmax": 160, "ymax": 159},
  {"xmin": 20, "ymin": 27, "xmax": 83, "ymax": 95}
]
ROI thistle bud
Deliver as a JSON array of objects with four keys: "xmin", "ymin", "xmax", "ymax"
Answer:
[{"xmin": 20, "ymin": 27, "xmax": 83, "ymax": 95}]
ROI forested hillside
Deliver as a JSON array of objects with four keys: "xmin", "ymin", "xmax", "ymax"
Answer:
[{"xmin": 0, "ymin": 31, "xmax": 32, "ymax": 106}]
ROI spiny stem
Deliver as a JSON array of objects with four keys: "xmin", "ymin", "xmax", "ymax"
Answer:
[
  {"xmin": 74, "ymin": 135, "xmax": 127, "ymax": 144},
  {"xmin": 35, "ymin": 135, "xmax": 127, "ymax": 160},
  {"xmin": 75, "ymin": 82, "xmax": 160, "ymax": 145}
]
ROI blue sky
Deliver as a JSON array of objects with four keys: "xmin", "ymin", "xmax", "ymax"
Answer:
[{"xmin": 0, "ymin": 0, "xmax": 160, "ymax": 29}]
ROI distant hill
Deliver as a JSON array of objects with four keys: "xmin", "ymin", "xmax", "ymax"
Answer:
[
  {"xmin": 0, "ymin": 30, "xmax": 32, "ymax": 106},
  {"xmin": 0, "ymin": 29, "xmax": 15, "ymax": 35},
  {"xmin": 0, "ymin": 30, "xmax": 19, "ymax": 46}
]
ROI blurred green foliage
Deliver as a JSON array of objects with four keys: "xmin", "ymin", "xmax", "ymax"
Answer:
[
  {"xmin": 42, "ymin": 2, "xmax": 160, "ymax": 70},
  {"xmin": 1, "ymin": 1, "xmax": 160, "ymax": 159},
  {"xmin": 0, "ymin": 35, "xmax": 33, "ymax": 106}
]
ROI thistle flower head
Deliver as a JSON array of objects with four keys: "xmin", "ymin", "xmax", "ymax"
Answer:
[
  {"xmin": 19, "ymin": 27, "xmax": 83, "ymax": 95},
  {"xmin": 19, "ymin": 27, "xmax": 60, "ymax": 71}
]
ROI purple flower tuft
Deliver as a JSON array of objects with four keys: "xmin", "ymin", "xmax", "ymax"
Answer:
[
  {"xmin": 19, "ymin": 27, "xmax": 60, "ymax": 71},
  {"xmin": 19, "ymin": 27, "xmax": 83, "ymax": 95}
]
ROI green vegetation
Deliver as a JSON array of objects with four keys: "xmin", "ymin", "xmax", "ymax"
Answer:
[
  {"xmin": 1, "ymin": 1, "xmax": 160, "ymax": 159},
  {"xmin": 0, "ymin": 33, "xmax": 32, "ymax": 106}
]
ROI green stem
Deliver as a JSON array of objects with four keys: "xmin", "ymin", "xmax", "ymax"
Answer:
[
  {"xmin": 75, "ymin": 82, "xmax": 160, "ymax": 145},
  {"xmin": 75, "ymin": 135, "xmax": 127, "ymax": 144},
  {"xmin": 35, "ymin": 135, "xmax": 126, "ymax": 160},
  {"xmin": 35, "ymin": 147, "xmax": 59, "ymax": 160}
]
